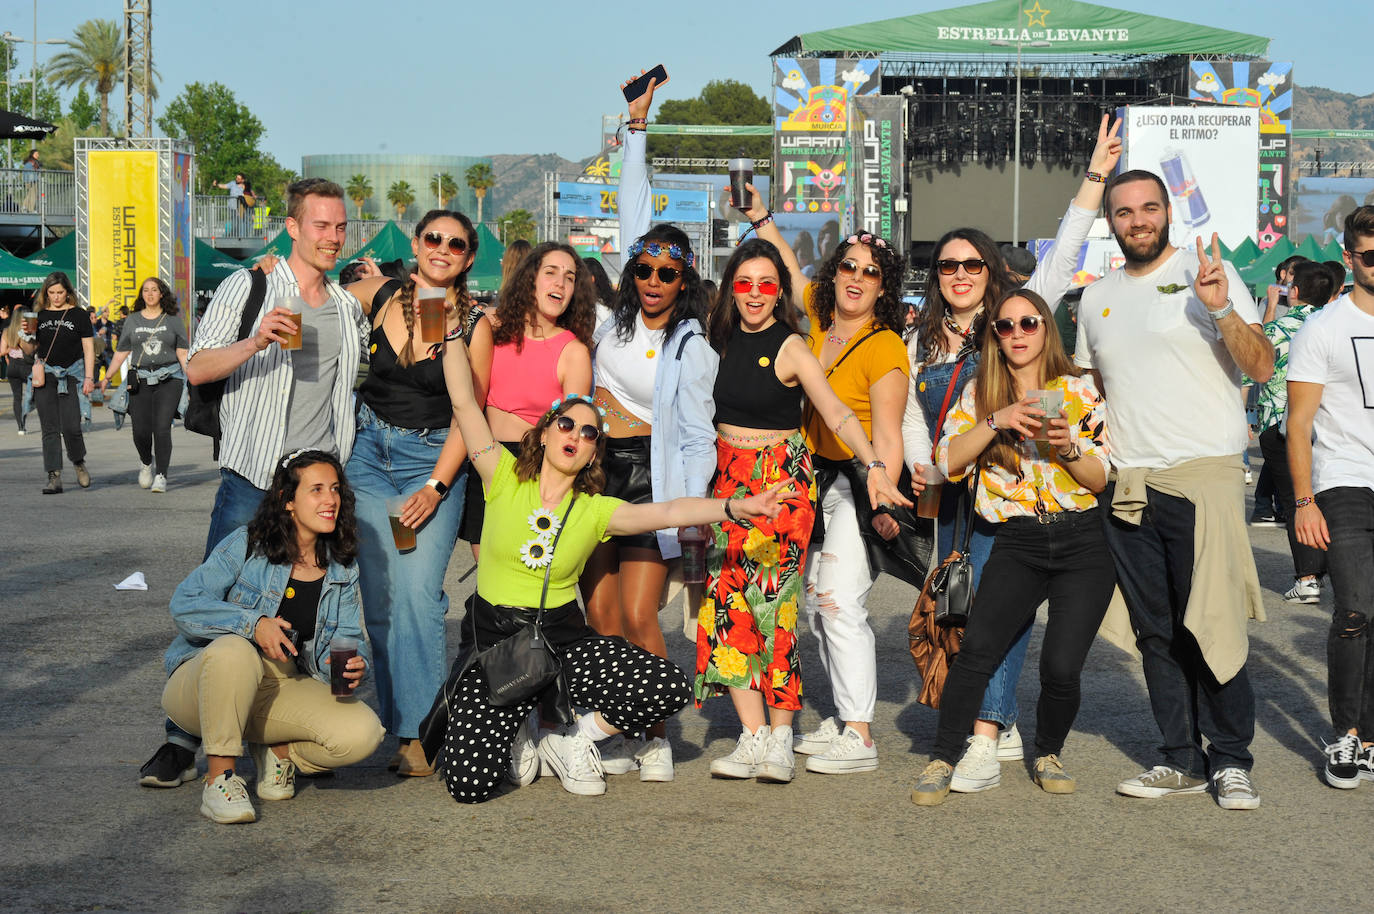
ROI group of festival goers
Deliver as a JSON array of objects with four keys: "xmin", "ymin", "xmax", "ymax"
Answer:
[{"xmin": 128, "ymin": 74, "xmax": 1374, "ymax": 824}]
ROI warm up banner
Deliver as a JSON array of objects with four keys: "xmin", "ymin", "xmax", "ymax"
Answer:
[{"xmin": 86, "ymin": 150, "xmax": 160, "ymax": 312}]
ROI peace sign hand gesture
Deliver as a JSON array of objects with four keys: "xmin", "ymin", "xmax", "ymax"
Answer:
[{"xmin": 1193, "ymin": 232, "xmax": 1230, "ymax": 313}]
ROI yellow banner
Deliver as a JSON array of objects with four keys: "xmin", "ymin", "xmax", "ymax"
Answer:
[{"xmin": 87, "ymin": 150, "xmax": 159, "ymax": 314}]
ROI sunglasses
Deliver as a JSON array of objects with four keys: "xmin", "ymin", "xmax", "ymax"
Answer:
[
  {"xmin": 732, "ymin": 278, "xmax": 780, "ymax": 296},
  {"xmin": 632, "ymin": 262, "xmax": 682, "ymax": 283},
  {"xmin": 936, "ymin": 258, "xmax": 987, "ymax": 276},
  {"xmin": 992, "ymin": 315, "xmax": 1044, "ymax": 338},
  {"xmin": 555, "ymin": 414, "xmax": 601, "ymax": 443},
  {"xmin": 421, "ymin": 231, "xmax": 469, "ymax": 255},
  {"xmin": 836, "ymin": 259, "xmax": 882, "ymax": 282},
  {"xmin": 1350, "ymin": 249, "xmax": 1374, "ymax": 268}
]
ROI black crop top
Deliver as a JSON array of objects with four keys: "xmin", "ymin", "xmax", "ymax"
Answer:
[
  {"xmin": 713, "ymin": 320, "xmax": 803, "ymax": 430},
  {"xmin": 358, "ymin": 316, "xmax": 453, "ymax": 430}
]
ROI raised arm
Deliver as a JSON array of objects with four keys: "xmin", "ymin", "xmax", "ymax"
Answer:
[
  {"xmin": 617, "ymin": 73, "xmax": 656, "ymax": 254},
  {"xmin": 741, "ymin": 185, "xmax": 809, "ymax": 319},
  {"xmin": 398, "ymin": 334, "xmax": 472, "ymax": 529},
  {"xmin": 1193, "ymin": 235, "xmax": 1274, "ymax": 383},
  {"xmin": 442, "ymin": 339, "xmax": 502, "ymax": 489},
  {"xmin": 606, "ymin": 481, "xmax": 788, "ymax": 537}
]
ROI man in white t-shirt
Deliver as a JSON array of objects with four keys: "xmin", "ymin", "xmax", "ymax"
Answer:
[
  {"xmin": 1286, "ymin": 204, "xmax": 1374, "ymax": 790},
  {"xmin": 1075, "ymin": 169, "xmax": 1274, "ymax": 810}
]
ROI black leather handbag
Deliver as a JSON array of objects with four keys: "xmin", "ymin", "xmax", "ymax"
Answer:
[{"xmin": 932, "ymin": 479, "xmax": 979, "ymax": 628}]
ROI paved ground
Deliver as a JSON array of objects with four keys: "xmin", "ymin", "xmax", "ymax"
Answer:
[{"xmin": 0, "ymin": 405, "xmax": 1370, "ymax": 913}]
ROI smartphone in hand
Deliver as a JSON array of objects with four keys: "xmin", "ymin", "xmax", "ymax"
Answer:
[{"xmin": 622, "ymin": 65, "xmax": 669, "ymax": 104}]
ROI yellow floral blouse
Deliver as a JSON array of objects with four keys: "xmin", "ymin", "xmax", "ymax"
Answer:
[{"xmin": 935, "ymin": 374, "xmax": 1109, "ymax": 522}]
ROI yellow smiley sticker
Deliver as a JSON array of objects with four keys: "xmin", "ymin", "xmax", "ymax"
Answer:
[
  {"xmin": 918, "ymin": 381, "xmax": 927, "ymax": 392},
  {"xmin": 1102, "ymin": 308, "xmax": 1111, "ymax": 317},
  {"xmin": 369, "ymin": 343, "xmax": 377, "ymax": 353},
  {"xmin": 285, "ymin": 586, "xmax": 295, "ymax": 599},
  {"xmin": 645, "ymin": 349, "xmax": 656, "ymax": 359},
  {"xmin": 758, "ymin": 356, "xmax": 770, "ymax": 367}
]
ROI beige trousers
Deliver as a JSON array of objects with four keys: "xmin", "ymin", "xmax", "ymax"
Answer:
[{"xmin": 162, "ymin": 634, "xmax": 383, "ymax": 774}]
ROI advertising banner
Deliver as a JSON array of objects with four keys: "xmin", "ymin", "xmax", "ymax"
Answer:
[
  {"xmin": 1122, "ymin": 105, "xmax": 1259, "ymax": 249},
  {"xmin": 87, "ymin": 150, "xmax": 159, "ymax": 312},
  {"xmin": 556, "ymin": 181, "xmax": 709, "ymax": 223},
  {"xmin": 1189, "ymin": 59, "xmax": 1294, "ymax": 248},
  {"xmin": 851, "ymin": 95, "xmax": 905, "ymax": 248}
]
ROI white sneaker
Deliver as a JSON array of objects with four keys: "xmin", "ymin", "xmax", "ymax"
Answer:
[
  {"xmin": 1284, "ymin": 578, "xmax": 1321, "ymax": 604},
  {"xmin": 599, "ymin": 734, "xmax": 639, "ymax": 776},
  {"xmin": 951, "ymin": 734, "xmax": 1001, "ymax": 792},
  {"xmin": 710, "ymin": 726, "xmax": 769, "ymax": 779},
  {"xmin": 804, "ymin": 725, "xmax": 878, "ymax": 774},
  {"xmin": 793, "ymin": 716, "xmax": 841, "ymax": 755},
  {"xmin": 507, "ymin": 717, "xmax": 540, "ymax": 787},
  {"xmin": 635, "ymin": 737, "xmax": 675, "ymax": 782},
  {"xmin": 138, "ymin": 463, "xmax": 153, "ymax": 488},
  {"xmin": 151, "ymin": 473, "xmax": 167, "ymax": 493},
  {"xmin": 200, "ymin": 770, "xmax": 256, "ymax": 824},
  {"xmin": 997, "ymin": 723, "xmax": 1024, "ymax": 761},
  {"xmin": 537, "ymin": 729, "xmax": 605, "ymax": 796},
  {"xmin": 756, "ymin": 726, "xmax": 796, "ymax": 783},
  {"xmin": 250, "ymin": 743, "xmax": 296, "ymax": 801}
]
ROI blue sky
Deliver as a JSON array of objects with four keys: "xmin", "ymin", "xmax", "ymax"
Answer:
[{"xmin": 4, "ymin": 0, "xmax": 1368, "ymax": 169}]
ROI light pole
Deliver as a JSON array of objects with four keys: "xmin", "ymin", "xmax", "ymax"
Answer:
[{"xmin": 990, "ymin": 36, "xmax": 1051, "ymax": 245}]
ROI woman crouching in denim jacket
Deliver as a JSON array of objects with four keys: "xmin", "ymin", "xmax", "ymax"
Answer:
[{"xmin": 161, "ymin": 450, "xmax": 384, "ymax": 824}]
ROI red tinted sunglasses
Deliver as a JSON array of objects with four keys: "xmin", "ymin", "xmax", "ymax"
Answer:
[{"xmin": 732, "ymin": 278, "xmax": 780, "ymax": 296}]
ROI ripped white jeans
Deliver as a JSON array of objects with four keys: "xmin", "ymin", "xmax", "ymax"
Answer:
[{"xmin": 804, "ymin": 474, "xmax": 877, "ymax": 723}]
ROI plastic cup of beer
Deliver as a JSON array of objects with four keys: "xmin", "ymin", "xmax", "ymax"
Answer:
[
  {"xmin": 280, "ymin": 297, "xmax": 304, "ymax": 351},
  {"xmin": 21, "ymin": 311, "xmax": 36, "ymax": 334},
  {"xmin": 1029, "ymin": 389, "xmax": 1065, "ymax": 440},
  {"xmin": 728, "ymin": 158, "xmax": 754, "ymax": 210},
  {"xmin": 916, "ymin": 466, "xmax": 943, "ymax": 520},
  {"xmin": 330, "ymin": 636, "xmax": 358, "ymax": 697},
  {"xmin": 416, "ymin": 287, "xmax": 447, "ymax": 344},
  {"xmin": 387, "ymin": 495, "xmax": 417, "ymax": 552}
]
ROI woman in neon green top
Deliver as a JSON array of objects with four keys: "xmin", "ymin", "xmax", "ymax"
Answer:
[{"xmin": 425, "ymin": 332, "xmax": 788, "ymax": 802}]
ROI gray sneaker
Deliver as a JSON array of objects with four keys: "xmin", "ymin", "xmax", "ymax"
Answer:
[
  {"xmin": 1033, "ymin": 754, "xmax": 1076, "ymax": 794},
  {"xmin": 1116, "ymin": 765, "xmax": 1208, "ymax": 798},
  {"xmin": 911, "ymin": 759, "xmax": 954, "ymax": 806},
  {"xmin": 1212, "ymin": 767, "xmax": 1260, "ymax": 810}
]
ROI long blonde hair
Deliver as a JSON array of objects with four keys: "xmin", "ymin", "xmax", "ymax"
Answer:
[
  {"xmin": 2, "ymin": 310, "xmax": 23, "ymax": 350},
  {"xmin": 971, "ymin": 288, "xmax": 1080, "ymax": 475}
]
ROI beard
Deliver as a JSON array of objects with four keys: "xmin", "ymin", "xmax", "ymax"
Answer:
[{"xmin": 1115, "ymin": 221, "xmax": 1171, "ymax": 266}]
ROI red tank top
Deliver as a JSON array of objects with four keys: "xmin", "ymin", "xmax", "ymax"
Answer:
[{"xmin": 486, "ymin": 330, "xmax": 576, "ymax": 425}]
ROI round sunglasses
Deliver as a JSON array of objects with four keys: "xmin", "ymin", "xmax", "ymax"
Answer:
[
  {"xmin": 732, "ymin": 278, "xmax": 780, "ymax": 296},
  {"xmin": 836, "ymin": 259, "xmax": 882, "ymax": 283},
  {"xmin": 632, "ymin": 262, "xmax": 683, "ymax": 283},
  {"xmin": 992, "ymin": 315, "xmax": 1044, "ymax": 338},
  {"xmin": 421, "ymin": 231, "xmax": 469, "ymax": 255},
  {"xmin": 554, "ymin": 414, "xmax": 601, "ymax": 443},
  {"xmin": 936, "ymin": 258, "xmax": 987, "ymax": 276}
]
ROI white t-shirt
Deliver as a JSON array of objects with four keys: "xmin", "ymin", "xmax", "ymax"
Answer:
[
  {"xmin": 1285, "ymin": 294, "xmax": 1374, "ymax": 493},
  {"xmin": 1074, "ymin": 248, "xmax": 1260, "ymax": 469},
  {"xmin": 593, "ymin": 309, "xmax": 661, "ymax": 425}
]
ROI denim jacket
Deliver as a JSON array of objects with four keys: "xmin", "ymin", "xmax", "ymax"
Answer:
[
  {"xmin": 22, "ymin": 359, "xmax": 92, "ymax": 432},
  {"xmin": 163, "ymin": 526, "xmax": 371, "ymax": 684}
]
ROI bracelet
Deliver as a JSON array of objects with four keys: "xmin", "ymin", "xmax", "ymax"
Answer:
[
  {"xmin": 723, "ymin": 499, "xmax": 737, "ymax": 522},
  {"xmin": 1294, "ymin": 496, "xmax": 1314, "ymax": 508},
  {"xmin": 1057, "ymin": 444, "xmax": 1082, "ymax": 462},
  {"xmin": 751, "ymin": 212, "xmax": 774, "ymax": 230},
  {"xmin": 470, "ymin": 441, "xmax": 500, "ymax": 460},
  {"xmin": 1209, "ymin": 297, "xmax": 1235, "ymax": 321},
  {"xmin": 1086, "ymin": 171, "xmax": 1106, "ymax": 183},
  {"xmin": 986, "ymin": 413, "xmax": 998, "ymax": 431},
  {"xmin": 833, "ymin": 412, "xmax": 857, "ymax": 435},
  {"xmin": 866, "ymin": 460, "xmax": 886, "ymax": 471},
  {"xmin": 626, "ymin": 117, "xmax": 646, "ymax": 126}
]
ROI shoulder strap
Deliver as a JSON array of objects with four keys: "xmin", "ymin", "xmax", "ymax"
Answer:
[
  {"xmin": 930, "ymin": 357, "xmax": 969, "ymax": 462},
  {"xmin": 674, "ymin": 327, "xmax": 699, "ymax": 361},
  {"xmin": 824, "ymin": 328, "xmax": 882, "ymax": 378},
  {"xmin": 372, "ymin": 278, "xmax": 403, "ymax": 315},
  {"xmin": 235, "ymin": 269, "xmax": 268, "ymax": 343},
  {"xmin": 533, "ymin": 498, "xmax": 578, "ymax": 643}
]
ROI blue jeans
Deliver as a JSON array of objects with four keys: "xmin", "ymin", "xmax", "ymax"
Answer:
[
  {"xmin": 205, "ymin": 468, "xmax": 267, "ymax": 560},
  {"xmin": 1317, "ymin": 486, "xmax": 1374, "ymax": 737},
  {"xmin": 1101, "ymin": 482, "xmax": 1255, "ymax": 776},
  {"xmin": 347, "ymin": 405, "xmax": 466, "ymax": 738}
]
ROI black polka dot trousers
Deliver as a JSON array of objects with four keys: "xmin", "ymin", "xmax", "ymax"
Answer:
[{"xmin": 441, "ymin": 635, "xmax": 691, "ymax": 803}]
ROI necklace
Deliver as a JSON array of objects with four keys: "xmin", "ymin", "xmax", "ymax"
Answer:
[{"xmin": 826, "ymin": 332, "xmax": 851, "ymax": 347}]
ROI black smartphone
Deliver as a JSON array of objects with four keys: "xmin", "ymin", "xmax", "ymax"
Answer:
[{"xmin": 622, "ymin": 65, "xmax": 669, "ymax": 104}]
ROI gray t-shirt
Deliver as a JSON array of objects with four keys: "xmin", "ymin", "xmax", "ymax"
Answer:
[
  {"xmin": 283, "ymin": 298, "xmax": 341, "ymax": 454},
  {"xmin": 117, "ymin": 311, "xmax": 190, "ymax": 370}
]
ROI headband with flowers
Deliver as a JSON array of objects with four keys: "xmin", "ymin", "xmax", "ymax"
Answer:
[
  {"xmin": 844, "ymin": 231, "xmax": 890, "ymax": 250},
  {"xmin": 544, "ymin": 394, "xmax": 610, "ymax": 432},
  {"xmin": 627, "ymin": 239, "xmax": 695, "ymax": 269}
]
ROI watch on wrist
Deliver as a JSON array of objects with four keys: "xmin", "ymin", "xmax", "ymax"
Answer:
[
  {"xmin": 425, "ymin": 478, "xmax": 448, "ymax": 497},
  {"xmin": 865, "ymin": 460, "xmax": 886, "ymax": 471}
]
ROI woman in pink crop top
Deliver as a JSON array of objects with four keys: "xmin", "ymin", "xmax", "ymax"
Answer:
[{"xmin": 463, "ymin": 242, "xmax": 596, "ymax": 555}]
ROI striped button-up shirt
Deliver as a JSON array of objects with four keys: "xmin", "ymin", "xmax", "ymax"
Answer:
[{"xmin": 190, "ymin": 264, "xmax": 368, "ymax": 489}]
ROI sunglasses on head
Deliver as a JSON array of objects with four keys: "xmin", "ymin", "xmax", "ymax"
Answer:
[
  {"xmin": 732, "ymin": 278, "xmax": 780, "ymax": 296},
  {"xmin": 421, "ymin": 231, "xmax": 469, "ymax": 255},
  {"xmin": 993, "ymin": 315, "xmax": 1044, "ymax": 338},
  {"xmin": 1351, "ymin": 249, "xmax": 1374, "ymax": 268},
  {"xmin": 937, "ymin": 258, "xmax": 987, "ymax": 276},
  {"xmin": 836, "ymin": 259, "xmax": 882, "ymax": 282},
  {"xmin": 632, "ymin": 262, "xmax": 682, "ymax": 283},
  {"xmin": 555, "ymin": 414, "xmax": 601, "ymax": 443}
]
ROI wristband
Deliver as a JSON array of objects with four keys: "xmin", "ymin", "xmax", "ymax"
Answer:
[
  {"xmin": 425, "ymin": 478, "xmax": 448, "ymax": 497},
  {"xmin": 986, "ymin": 413, "xmax": 998, "ymax": 431},
  {"xmin": 723, "ymin": 499, "xmax": 737, "ymax": 522},
  {"xmin": 751, "ymin": 212, "xmax": 774, "ymax": 230},
  {"xmin": 1294, "ymin": 496, "xmax": 1314, "ymax": 508},
  {"xmin": 866, "ymin": 460, "xmax": 886, "ymax": 471},
  {"xmin": 1209, "ymin": 297, "xmax": 1235, "ymax": 321},
  {"xmin": 1086, "ymin": 171, "xmax": 1106, "ymax": 183}
]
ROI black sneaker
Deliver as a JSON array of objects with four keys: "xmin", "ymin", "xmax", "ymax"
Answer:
[
  {"xmin": 1249, "ymin": 509, "xmax": 1279, "ymax": 527},
  {"xmin": 139, "ymin": 742, "xmax": 198, "ymax": 788},
  {"xmin": 1323, "ymin": 733, "xmax": 1362, "ymax": 789},
  {"xmin": 1359, "ymin": 744, "xmax": 1374, "ymax": 784}
]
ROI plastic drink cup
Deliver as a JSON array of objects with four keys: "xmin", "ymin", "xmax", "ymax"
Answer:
[
  {"xmin": 280, "ymin": 298, "xmax": 304, "ymax": 351},
  {"xmin": 330, "ymin": 636, "xmax": 358, "ymax": 697},
  {"xmin": 679, "ymin": 525, "xmax": 707, "ymax": 585},
  {"xmin": 417, "ymin": 287, "xmax": 446, "ymax": 344},
  {"xmin": 1029, "ymin": 389, "xmax": 1065, "ymax": 440},
  {"xmin": 387, "ymin": 496, "xmax": 416, "ymax": 551},
  {"xmin": 728, "ymin": 158, "xmax": 754, "ymax": 210},
  {"xmin": 21, "ymin": 311, "xmax": 37, "ymax": 334},
  {"xmin": 916, "ymin": 470, "xmax": 943, "ymax": 520}
]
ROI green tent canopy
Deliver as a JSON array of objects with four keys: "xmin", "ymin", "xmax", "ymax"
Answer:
[
  {"xmin": 244, "ymin": 229, "xmax": 293, "ymax": 263},
  {"xmin": 0, "ymin": 247, "xmax": 52, "ymax": 288},
  {"xmin": 467, "ymin": 223, "xmax": 506, "ymax": 293},
  {"xmin": 1238, "ymin": 237, "xmax": 1296, "ymax": 287},
  {"xmin": 773, "ymin": 0, "xmax": 1270, "ymax": 58},
  {"xmin": 335, "ymin": 221, "xmax": 415, "ymax": 273},
  {"xmin": 24, "ymin": 233, "xmax": 76, "ymax": 273},
  {"xmin": 1292, "ymin": 235, "xmax": 1327, "ymax": 264},
  {"xmin": 196, "ymin": 240, "xmax": 246, "ymax": 290},
  {"xmin": 1320, "ymin": 239, "xmax": 1346, "ymax": 263},
  {"xmin": 1228, "ymin": 236, "xmax": 1261, "ymax": 267}
]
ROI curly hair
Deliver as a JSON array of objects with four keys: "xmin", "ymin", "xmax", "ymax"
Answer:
[
  {"xmin": 915, "ymin": 228, "xmax": 1010, "ymax": 367},
  {"xmin": 491, "ymin": 242, "xmax": 596, "ymax": 352},
  {"xmin": 392, "ymin": 209, "xmax": 478, "ymax": 369},
  {"xmin": 134, "ymin": 276, "xmax": 179, "ymax": 316},
  {"xmin": 707, "ymin": 238, "xmax": 798, "ymax": 354},
  {"xmin": 607, "ymin": 223, "xmax": 709, "ymax": 345},
  {"xmin": 246, "ymin": 450, "xmax": 360, "ymax": 568},
  {"xmin": 513, "ymin": 398, "xmax": 607, "ymax": 497},
  {"xmin": 808, "ymin": 233, "xmax": 906, "ymax": 334}
]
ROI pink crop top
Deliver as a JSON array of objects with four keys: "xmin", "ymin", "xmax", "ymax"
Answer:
[{"xmin": 486, "ymin": 330, "xmax": 576, "ymax": 425}]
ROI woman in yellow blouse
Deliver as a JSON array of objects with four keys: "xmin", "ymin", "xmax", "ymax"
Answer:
[{"xmin": 912, "ymin": 288, "xmax": 1115, "ymax": 806}]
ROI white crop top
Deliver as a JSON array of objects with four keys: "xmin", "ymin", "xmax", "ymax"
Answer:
[{"xmin": 595, "ymin": 312, "xmax": 662, "ymax": 425}]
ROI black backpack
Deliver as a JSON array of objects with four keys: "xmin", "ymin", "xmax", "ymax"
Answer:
[{"xmin": 183, "ymin": 269, "xmax": 268, "ymax": 438}]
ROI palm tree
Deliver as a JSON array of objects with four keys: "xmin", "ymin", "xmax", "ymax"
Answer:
[
  {"xmin": 465, "ymin": 162, "xmax": 495, "ymax": 225},
  {"xmin": 501, "ymin": 208, "xmax": 537, "ymax": 244},
  {"xmin": 430, "ymin": 172, "xmax": 458, "ymax": 209},
  {"xmin": 386, "ymin": 180, "xmax": 416, "ymax": 219},
  {"xmin": 346, "ymin": 174, "xmax": 373, "ymax": 219},
  {"xmin": 47, "ymin": 19, "xmax": 158, "ymax": 135}
]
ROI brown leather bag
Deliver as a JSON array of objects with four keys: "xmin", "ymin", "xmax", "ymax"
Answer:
[{"xmin": 907, "ymin": 549, "xmax": 967, "ymax": 709}]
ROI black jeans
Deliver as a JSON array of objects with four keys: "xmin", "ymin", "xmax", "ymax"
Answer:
[
  {"xmin": 1317, "ymin": 487, "xmax": 1374, "ymax": 737},
  {"xmin": 7, "ymin": 373, "xmax": 25, "ymax": 431},
  {"xmin": 1257, "ymin": 424, "xmax": 1326, "ymax": 579},
  {"xmin": 1100, "ymin": 482, "xmax": 1255, "ymax": 776},
  {"xmin": 128, "ymin": 377, "xmax": 182, "ymax": 475},
  {"xmin": 32, "ymin": 380, "xmax": 85, "ymax": 473},
  {"xmin": 933, "ymin": 509, "xmax": 1117, "ymax": 764}
]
